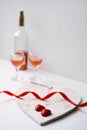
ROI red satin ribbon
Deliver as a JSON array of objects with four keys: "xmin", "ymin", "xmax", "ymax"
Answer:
[{"xmin": 0, "ymin": 90, "xmax": 87, "ymax": 107}]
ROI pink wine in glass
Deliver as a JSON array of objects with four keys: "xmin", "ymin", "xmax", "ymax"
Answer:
[{"xmin": 29, "ymin": 57, "xmax": 43, "ymax": 68}]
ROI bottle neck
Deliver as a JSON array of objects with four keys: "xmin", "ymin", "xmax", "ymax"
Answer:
[{"xmin": 19, "ymin": 26, "xmax": 25, "ymax": 29}]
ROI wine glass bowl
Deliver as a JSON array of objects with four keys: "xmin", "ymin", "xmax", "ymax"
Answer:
[
  {"xmin": 29, "ymin": 53, "xmax": 43, "ymax": 71},
  {"xmin": 10, "ymin": 51, "xmax": 25, "ymax": 81}
]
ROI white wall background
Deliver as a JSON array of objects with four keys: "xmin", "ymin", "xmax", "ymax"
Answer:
[{"xmin": 0, "ymin": 0, "xmax": 87, "ymax": 82}]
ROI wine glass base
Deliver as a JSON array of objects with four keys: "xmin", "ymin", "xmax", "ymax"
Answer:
[
  {"xmin": 29, "ymin": 72, "xmax": 42, "ymax": 83},
  {"xmin": 11, "ymin": 76, "xmax": 18, "ymax": 81}
]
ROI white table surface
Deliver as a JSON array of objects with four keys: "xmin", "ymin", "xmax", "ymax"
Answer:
[{"xmin": 0, "ymin": 58, "xmax": 87, "ymax": 130}]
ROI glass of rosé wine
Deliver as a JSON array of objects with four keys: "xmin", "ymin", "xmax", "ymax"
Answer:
[
  {"xmin": 10, "ymin": 51, "xmax": 25, "ymax": 81},
  {"xmin": 29, "ymin": 52, "xmax": 43, "ymax": 81}
]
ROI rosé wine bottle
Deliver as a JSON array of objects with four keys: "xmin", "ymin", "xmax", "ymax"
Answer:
[{"xmin": 14, "ymin": 11, "xmax": 29, "ymax": 70}]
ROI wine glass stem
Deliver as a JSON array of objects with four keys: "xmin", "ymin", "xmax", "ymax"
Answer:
[
  {"xmin": 34, "ymin": 65, "xmax": 39, "ymax": 71},
  {"xmin": 15, "ymin": 68, "xmax": 18, "ymax": 80},
  {"xmin": 35, "ymin": 68, "xmax": 38, "ymax": 72}
]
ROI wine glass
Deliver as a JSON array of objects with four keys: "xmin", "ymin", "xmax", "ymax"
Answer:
[
  {"xmin": 28, "ymin": 52, "xmax": 43, "ymax": 81},
  {"xmin": 10, "ymin": 51, "xmax": 25, "ymax": 81},
  {"xmin": 28, "ymin": 53, "xmax": 53, "ymax": 91}
]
